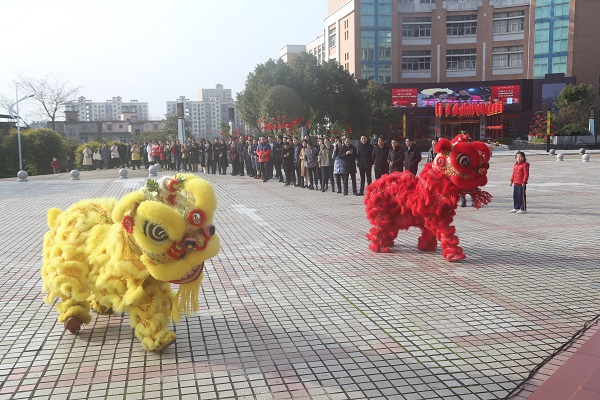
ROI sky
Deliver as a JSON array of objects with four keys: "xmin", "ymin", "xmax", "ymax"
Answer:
[{"xmin": 0, "ymin": 0, "xmax": 327, "ymax": 120}]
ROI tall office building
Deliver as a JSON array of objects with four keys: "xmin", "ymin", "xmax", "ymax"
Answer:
[
  {"xmin": 66, "ymin": 96, "xmax": 149, "ymax": 122},
  {"xmin": 318, "ymin": 0, "xmax": 599, "ymax": 86}
]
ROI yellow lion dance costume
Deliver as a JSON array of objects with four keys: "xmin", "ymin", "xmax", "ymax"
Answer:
[{"xmin": 41, "ymin": 174, "xmax": 220, "ymax": 351}]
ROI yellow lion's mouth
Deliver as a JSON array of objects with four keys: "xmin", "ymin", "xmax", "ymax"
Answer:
[{"xmin": 169, "ymin": 262, "xmax": 204, "ymax": 284}]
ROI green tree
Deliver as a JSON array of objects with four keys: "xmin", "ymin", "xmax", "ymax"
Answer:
[
  {"xmin": 362, "ymin": 80, "xmax": 398, "ymax": 137},
  {"xmin": 555, "ymin": 83, "xmax": 599, "ymax": 134},
  {"xmin": 161, "ymin": 113, "xmax": 192, "ymax": 141},
  {"xmin": 259, "ymin": 85, "xmax": 305, "ymax": 135}
]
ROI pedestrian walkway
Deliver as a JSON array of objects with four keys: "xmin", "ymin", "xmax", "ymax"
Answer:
[{"xmin": 0, "ymin": 152, "xmax": 599, "ymax": 399}]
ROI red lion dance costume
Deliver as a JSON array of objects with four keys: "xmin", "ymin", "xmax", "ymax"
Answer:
[{"xmin": 365, "ymin": 134, "xmax": 491, "ymax": 261}]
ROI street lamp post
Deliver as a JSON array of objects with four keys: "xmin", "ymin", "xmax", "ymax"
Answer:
[{"xmin": 8, "ymin": 88, "xmax": 34, "ymax": 181}]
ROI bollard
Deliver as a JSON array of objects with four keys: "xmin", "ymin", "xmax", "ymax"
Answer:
[
  {"xmin": 549, "ymin": 149, "xmax": 556, "ymax": 155},
  {"xmin": 556, "ymin": 153, "xmax": 564, "ymax": 161},
  {"xmin": 579, "ymin": 148, "xmax": 586, "ymax": 154},
  {"xmin": 17, "ymin": 170, "xmax": 28, "ymax": 182},
  {"xmin": 70, "ymin": 170, "xmax": 81, "ymax": 180},
  {"xmin": 582, "ymin": 154, "xmax": 590, "ymax": 162},
  {"xmin": 119, "ymin": 168, "xmax": 129, "ymax": 179},
  {"xmin": 155, "ymin": 163, "xmax": 162, "ymax": 172},
  {"xmin": 148, "ymin": 164, "xmax": 158, "ymax": 177}
]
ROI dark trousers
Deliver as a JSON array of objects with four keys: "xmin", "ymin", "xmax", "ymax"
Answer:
[
  {"xmin": 274, "ymin": 160, "xmax": 283, "ymax": 180},
  {"xmin": 260, "ymin": 162, "xmax": 269, "ymax": 181},
  {"xmin": 295, "ymin": 162, "xmax": 303, "ymax": 186},
  {"xmin": 283, "ymin": 162, "xmax": 295, "ymax": 183},
  {"xmin": 343, "ymin": 173, "xmax": 357, "ymax": 194},
  {"xmin": 359, "ymin": 166, "xmax": 372, "ymax": 194},
  {"xmin": 321, "ymin": 166, "xmax": 334, "ymax": 191},
  {"xmin": 335, "ymin": 174, "xmax": 343, "ymax": 192},
  {"xmin": 374, "ymin": 169, "xmax": 387, "ymax": 180},
  {"xmin": 513, "ymin": 185, "xmax": 527, "ymax": 210},
  {"xmin": 212, "ymin": 159, "xmax": 218, "ymax": 174},
  {"xmin": 245, "ymin": 155, "xmax": 254, "ymax": 176},
  {"xmin": 308, "ymin": 167, "xmax": 318, "ymax": 188}
]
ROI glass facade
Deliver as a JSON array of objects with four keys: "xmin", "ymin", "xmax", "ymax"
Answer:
[
  {"xmin": 534, "ymin": 0, "xmax": 570, "ymax": 78},
  {"xmin": 360, "ymin": 0, "xmax": 392, "ymax": 83}
]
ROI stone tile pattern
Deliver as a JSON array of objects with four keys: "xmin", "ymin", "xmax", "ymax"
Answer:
[{"xmin": 0, "ymin": 153, "xmax": 599, "ymax": 399}]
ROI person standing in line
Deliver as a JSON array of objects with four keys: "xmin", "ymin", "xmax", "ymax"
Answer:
[
  {"xmin": 403, "ymin": 137, "xmax": 422, "ymax": 175},
  {"xmin": 427, "ymin": 138, "xmax": 438, "ymax": 163},
  {"xmin": 388, "ymin": 139, "xmax": 404, "ymax": 173},
  {"xmin": 256, "ymin": 136, "xmax": 271, "ymax": 182},
  {"xmin": 205, "ymin": 140, "xmax": 213, "ymax": 174},
  {"xmin": 92, "ymin": 148, "xmax": 102, "ymax": 170},
  {"xmin": 339, "ymin": 137, "xmax": 358, "ymax": 195},
  {"xmin": 282, "ymin": 141, "xmax": 295, "ymax": 186},
  {"xmin": 332, "ymin": 139, "xmax": 346, "ymax": 194},
  {"xmin": 130, "ymin": 142, "xmax": 141, "ymax": 170},
  {"xmin": 318, "ymin": 138, "xmax": 334, "ymax": 192},
  {"xmin": 304, "ymin": 141, "xmax": 318, "ymax": 190},
  {"xmin": 110, "ymin": 143, "xmax": 120, "ymax": 169},
  {"xmin": 229, "ymin": 137, "xmax": 239, "ymax": 175},
  {"xmin": 510, "ymin": 151, "xmax": 530, "ymax": 214},
  {"xmin": 356, "ymin": 135, "xmax": 374, "ymax": 196},
  {"xmin": 211, "ymin": 138, "xmax": 220, "ymax": 175},
  {"xmin": 219, "ymin": 139, "xmax": 229, "ymax": 174},
  {"xmin": 82, "ymin": 146, "xmax": 93, "ymax": 171},
  {"xmin": 372, "ymin": 137, "xmax": 390, "ymax": 180},
  {"xmin": 237, "ymin": 136, "xmax": 246, "ymax": 176},
  {"xmin": 293, "ymin": 137, "xmax": 303, "ymax": 187},
  {"xmin": 101, "ymin": 144, "xmax": 110, "ymax": 170},
  {"xmin": 273, "ymin": 135, "xmax": 284, "ymax": 182}
]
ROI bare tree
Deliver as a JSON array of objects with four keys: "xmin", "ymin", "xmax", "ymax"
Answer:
[{"xmin": 15, "ymin": 74, "xmax": 81, "ymax": 131}]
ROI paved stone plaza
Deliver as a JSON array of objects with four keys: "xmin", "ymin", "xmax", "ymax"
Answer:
[{"xmin": 0, "ymin": 150, "xmax": 599, "ymax": 399}]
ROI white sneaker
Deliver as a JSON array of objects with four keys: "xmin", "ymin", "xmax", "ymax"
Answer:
[
  {"xmin": 516, "ymin": 209, "xmax": 527, "ymax": 214},
  {"xmin": 510, "ymin": 209, "xmax": 518, "ymax": 213}
]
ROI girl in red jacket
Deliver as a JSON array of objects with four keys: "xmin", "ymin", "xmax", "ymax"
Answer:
[{"xmin": 510, "ymin": 151, "xmax": 530, "ymax": 214}]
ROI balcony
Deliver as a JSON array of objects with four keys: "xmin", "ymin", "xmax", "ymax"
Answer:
[
  {"xmin": 442, "ymin": 0, "xmax": 482, "ymax": 12},
  {"xmin": 489, "ymin": 0, "xmax": 530, "ymax": 8},
  {"xmin": 398, "ymin": 1, "xmax": 436, "ymax": 13}
]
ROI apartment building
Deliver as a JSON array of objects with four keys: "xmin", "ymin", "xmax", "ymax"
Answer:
[
  {"xmin": 66, "ymin": 96, "xmax": 150, "ymax": 122},
  {"xmin": 166, "ymin": 85, "xmax": 242, "ymax": 138}
]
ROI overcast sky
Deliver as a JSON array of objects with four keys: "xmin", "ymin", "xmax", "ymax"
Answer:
[{"xmin": 1, "ymin": 0, "xmax": 326, "ymax": 120}]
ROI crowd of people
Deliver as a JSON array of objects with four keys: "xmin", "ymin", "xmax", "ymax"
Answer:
[{"xmin": 77, "ymin": 135, "xmax": 430, "ymax": 196}]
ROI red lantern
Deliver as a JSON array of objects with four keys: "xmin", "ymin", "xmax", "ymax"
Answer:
[{"xmin": 445, "ymin": 104, "xmax": 452, "ymax": 117}]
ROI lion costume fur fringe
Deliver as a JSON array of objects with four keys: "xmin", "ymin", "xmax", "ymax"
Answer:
[
  {"xmin": 365, "ymin": 134, "xmax": 492, "ymax": 261},
  {"xmin": 41, "ymin": 174, "xmax": 220, "ymax": 351}
]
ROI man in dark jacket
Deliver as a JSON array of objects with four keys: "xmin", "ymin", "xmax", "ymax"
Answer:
[
  {"xmin": 211, "ymin": 138, "xmax": 220, "ymax": 174},
  {"xmin": 236, "ymin": 137, "xmax": 246, "ymax": 176},
  {"xmin": 388, "ymin": 139, "xmax": 404, "ymax": 173},
  {"xmin": 339, "ymin": 138, "xmax": 358, "ymax": 195},
  {"xmin": 403, "ymin": 137, "xmax": 422, "ymax": 175},
  {"xmin": 356, "ymin": 135, "xmax": 374, "ymax": 196},
  {"xmin": 272, "ymin": 135, "xmax": 284, "ymax": 182},
  {"xmin": 372, "ymin": 137, "xmax": 390, "ymax": 180}
]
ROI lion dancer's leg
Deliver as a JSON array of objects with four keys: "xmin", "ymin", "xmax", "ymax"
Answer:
[
  {"xmin": 418, "ymin": 224, "xmax": 437, "ymax": 252},
  {"xmin": 427, "ymin": 222, "xmax": 465, "ymax": 261},
  {"xmin": 42, "ymin": 260, "xmax": 93, "ymax": 334},
  {"xmin": 128, "ymin": 281, "xmax": 176, "ymax": 352},
  {"xmin": 365, "ymin": 188, "xmax": 399, "ymax": 253}
]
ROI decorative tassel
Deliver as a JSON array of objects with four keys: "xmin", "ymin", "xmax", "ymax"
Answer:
[{"xmin": 171, "ymin": 273, "xmax": 203, "ymax": 322}]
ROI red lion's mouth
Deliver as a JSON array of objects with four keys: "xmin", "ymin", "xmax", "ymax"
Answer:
[{"xmin": 169, "ymin": 262, "xmax": 205, "ymax": 284}]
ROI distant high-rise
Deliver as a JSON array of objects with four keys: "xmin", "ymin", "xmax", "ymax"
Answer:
[{"xmin": 66, "ymin": 96, "xmax": 149, "ymax": 122}]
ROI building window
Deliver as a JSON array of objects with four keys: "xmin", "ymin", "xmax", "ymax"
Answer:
[
  {"xmin": 552, "ymin": 55, "xmax": 567, "ymax": 74},
  {"xmin": 492, "ymin": 46, "xmax": 523, "ymax": 68},
  {"xmin": 362, "ymin": 64, "xmax": 375, "ymax": 80},
  {"xmin": 553, "ymin": 19, "xmax": 569, "ymax": 52},
  {"xmin": 107, "ymin": 124, "xmax": 112, "ymax": 131},
  {"xmin": 378, "ymin": 65, "xmax": 392, "ymax": 83},
  {"xmin": 378, "ymin": 0, "xmax": 392, "ymax": 28},
  {"xmin": 446, "ymin": 49, "xmax": 477, "ymax": 70},
  {"xmin": 420, "ymin": 0, "xmax": 435, "ymax": 3},
  {"xmin": 329, "ymin": 26, "xmax": 337, "ymax": 48},
  {"xmin": 554, "ymin": 0, "xmax": 570, "ymax": 17},
  {"xmin": 534, "ymin": 22, "xmax": 550, "ymax": 54},
  {"xmin": 361, "ymin": 31, "xmax": 375, "ymax": 61},
  {"xmin": 534, "ymin": 57, "xmax": 549, "ymax": 78},
  {"xmin": 446, "ymin": 15, "xmax": 477, "ymax": 36},
  {"xmin": 402, "ymin": 50, "xmax": 431, "ymax": 71},
  {"xmin": 361, "ymin": 0, "xmax": 375, "ymax": 27},
  {"xmin": 378, "ymin": 31, "xmax": 392, "ymax": 61},
  {"xmin": 402, "ymin": 17, "xmax": 432, "ymax": 38},
  {"xmin": 536, "ymin": 1, "xmax": 551, "ymax": 19},
  {"xmin": 492, "ymin": 11, "xmax": 525, "ymax": 34}
]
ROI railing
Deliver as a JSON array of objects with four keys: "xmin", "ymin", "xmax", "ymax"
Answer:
[
  {"xmin": 441, "ymin": 0, "xmax": 483, "ymax": 11},
  {"xmin": 489, "ymin": 0, "xmax": 530, "ymax": 8}
]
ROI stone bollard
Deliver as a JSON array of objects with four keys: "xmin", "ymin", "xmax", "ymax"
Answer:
[
  {"xmin": 582, "ymin": 154, "xmax": 590, "ymax": 162},
  {"xmin": 155, "ymin": 163, "xmax": 162, "ymax": 172},
  {"xmin": 119, "ymin": 168, "xmax": 129, "ymax": 179},
  {"xmin": 549, "ymin": 149, "xmax": 556, "ymax": 155},
  {"xmin": 70, "ymin": 170, "xmax": 81, "ymax": 180},
  {"xmin": 148, "ymin": 164, "xmax": 159, "ymax": 177},
  {"xmin": 17, "ymin": 170, "xmax": 28, "ymax": 182},
  {"xmin": 579, "ymin": 148, "xmax": 586, "ymax": 154},
  {"xmin": 556, "ymin": 153, "xmax": 564, "ymax": 161}
]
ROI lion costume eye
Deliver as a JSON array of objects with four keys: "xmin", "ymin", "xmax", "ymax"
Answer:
[
  {"xmin": 144, "ymin": 221, "xmax": 169, "ymax": 242},
  {"xmin": 187, "ymin": 209, "xmax": 206, "ymax": 227},
  {"xmin": 457, "ymin": 153, "xmax": 471, "ymax": 167}
]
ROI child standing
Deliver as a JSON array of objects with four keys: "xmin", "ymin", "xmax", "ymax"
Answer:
[{"xmin": 510, "ymin": 151, "xmax": 530, "ymax": 214}]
